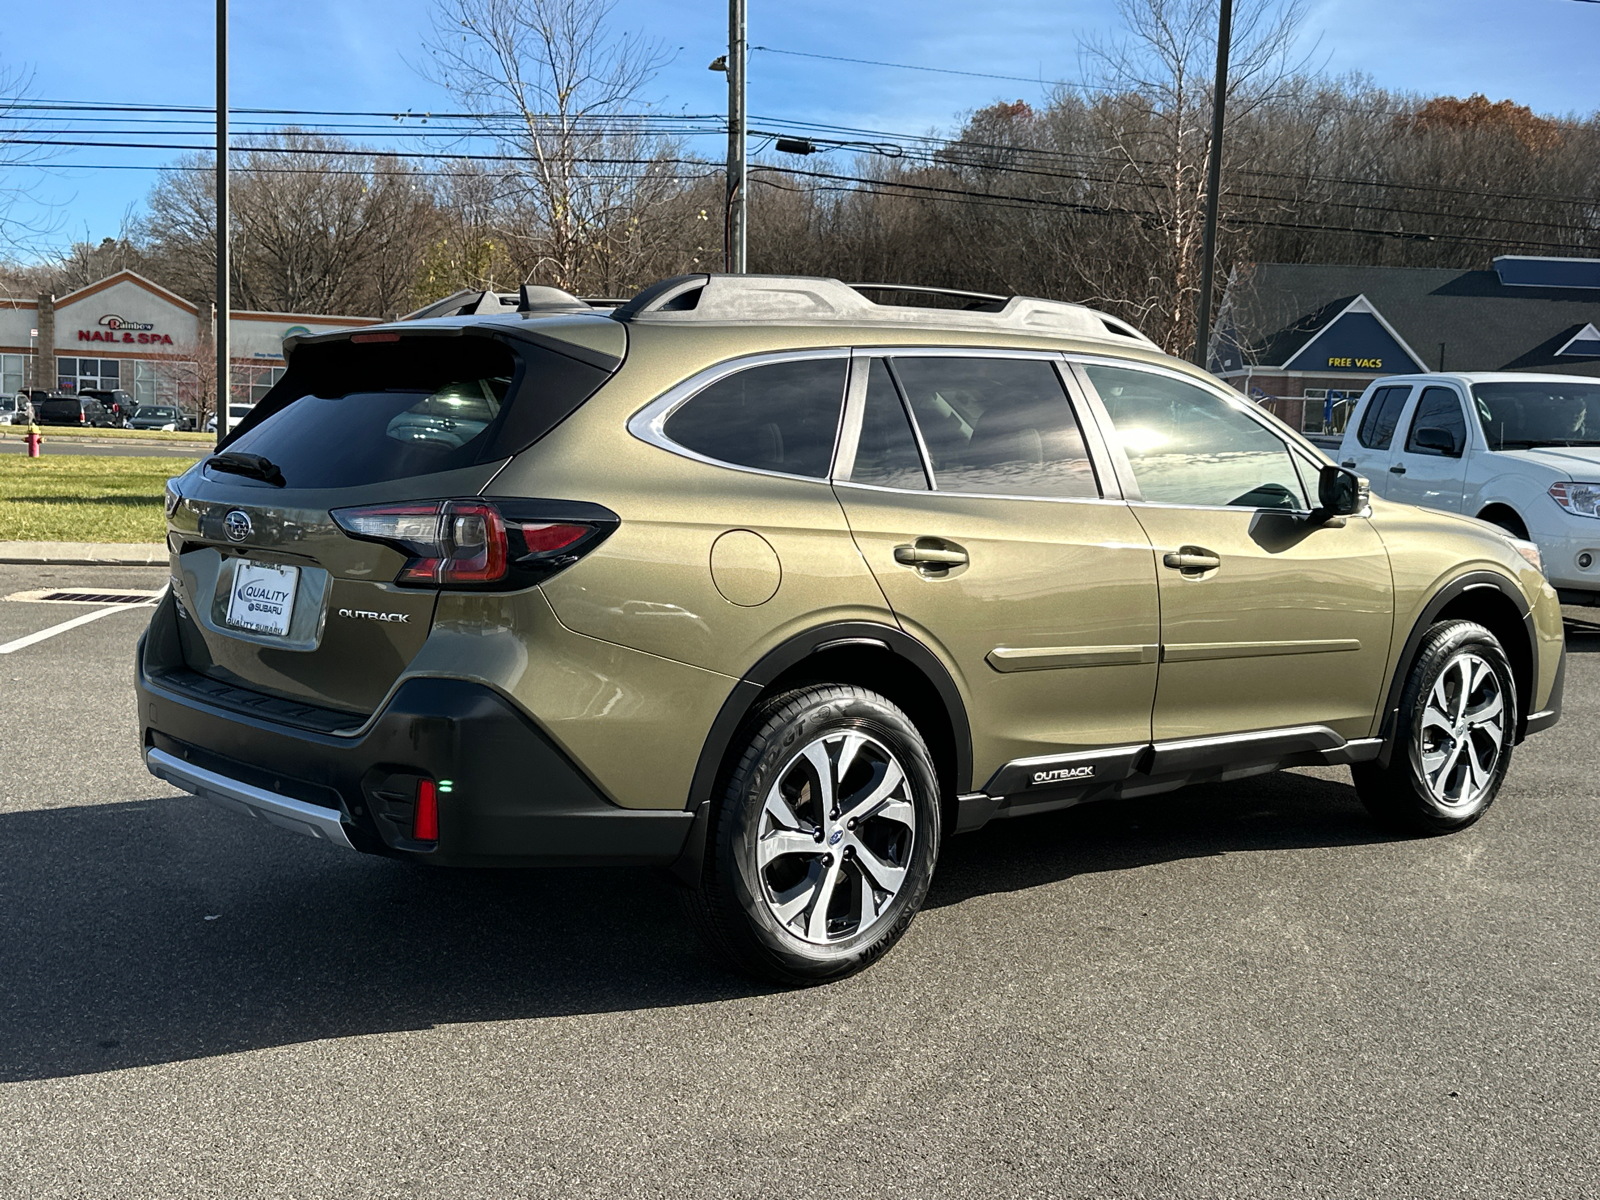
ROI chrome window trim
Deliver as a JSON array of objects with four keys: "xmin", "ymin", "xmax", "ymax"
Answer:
[
  {"xmin": 626, "ymin": 347, "xmax": 851, "ymax": 484},
  {"xmin": 1068, "ymin": 353, "xmax": 1325, "ymax": 516}
]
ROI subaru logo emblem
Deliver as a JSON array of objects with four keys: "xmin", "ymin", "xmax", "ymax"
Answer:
[
  {"xmin": 223, "ymin": 510, "xmax": 252, "ymax": 542},
  {"xmin": 828, "ymin": 829, "xmax": 843, "ymax": 846}
]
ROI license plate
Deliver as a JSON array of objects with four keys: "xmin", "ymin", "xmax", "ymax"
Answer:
[{"xmin": 224, "ymin": 561, "xmax": 300, "ymax": 637}]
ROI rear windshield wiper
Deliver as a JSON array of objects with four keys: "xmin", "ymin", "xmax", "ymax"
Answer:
[{"xmin": 205, "ymin": 451, "xmax": 286, "ymax": 487}]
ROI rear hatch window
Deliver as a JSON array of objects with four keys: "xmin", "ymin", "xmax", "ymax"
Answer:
[
  {"xmin": 220, "ymin": 334, "xmax": 612, "ymax": 489},
  {"xmin": 165, "ymin": 330, "xmax": 617, "ymax": 715}
]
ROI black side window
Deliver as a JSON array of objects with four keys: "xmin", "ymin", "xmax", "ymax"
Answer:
[
  {"xmin": 890, "ymin": 357, "xmax": 1099, "ymax": 498},
  {"xmin": 664, "ymin": 358, "xmax": 846, "ymax": 479},
  {"xmin": 1356, "ymin": 386, "xmax": 1410, "ymax": 450},
  {"xmin": 850, "ymin": 359, "xmax": 928, "ymax": 489},
  {"xmin": 1405, "ymin": 387, "xmax": 1467, "ymax": 457}
]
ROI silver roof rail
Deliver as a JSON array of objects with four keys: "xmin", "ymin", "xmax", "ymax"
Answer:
[{"xmin": 609, "ymin": 273, "xmax": 1157, "ymax": 347}]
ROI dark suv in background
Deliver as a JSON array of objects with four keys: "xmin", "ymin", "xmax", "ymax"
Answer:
[{"xmin": 35, "ymin": 392, "xmax": 120, "ymax": 427}]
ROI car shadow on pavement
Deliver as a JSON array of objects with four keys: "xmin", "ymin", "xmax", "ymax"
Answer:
[
  {"xmin": 0, "ymin": 769, "xmax": 1391, "ymax": 1083},
  {"xmin": 1563, "ymin": 614, "xmax": 1600, "ymax": 652},
  {"xmin": 926, "ymin": 769, "xmax": 1395, "ymax": 909}
]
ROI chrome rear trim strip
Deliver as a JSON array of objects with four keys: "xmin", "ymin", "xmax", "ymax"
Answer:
[{"xmin": 146, "ymin": 746, "xmax": 355, "ymax": 850}]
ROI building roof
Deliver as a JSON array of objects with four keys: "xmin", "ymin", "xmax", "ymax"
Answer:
[{"xmin": 1212, "ymin": 261, "xmax": 1600, "ymax": 380}]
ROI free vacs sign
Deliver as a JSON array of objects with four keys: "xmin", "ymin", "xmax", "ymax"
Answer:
[{"xmin": 78, "ymin": 314, "xmax": 173, "ymax": 345}]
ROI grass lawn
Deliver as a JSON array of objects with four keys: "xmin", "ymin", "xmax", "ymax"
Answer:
[{"xmin": 0, "ymin": 456, "xmax": 191, "ymax": 543}]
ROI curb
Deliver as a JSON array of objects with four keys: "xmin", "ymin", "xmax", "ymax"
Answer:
[
  {"xmin": 0, "ymin": 541, "xmax": 168, "ymax": 566},
  {"xmin": 0, "ymin": 432, "xmax": 206, "ymax": 454}
]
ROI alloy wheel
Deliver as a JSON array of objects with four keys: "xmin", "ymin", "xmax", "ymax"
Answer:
[
  {"xmin": 1417, "ymin": 651, "xmax": 1505, "ymax": 810},
  {"xmin": 753, "ymin": 730, "xmax": 917, "ymax": 945}
]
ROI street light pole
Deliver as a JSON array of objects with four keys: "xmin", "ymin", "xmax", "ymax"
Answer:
[
  {"xmin": 215, "ymin": 0, "xmax": 230, "ymax": 444},
  {"xmin": 725, "ymin": 0, "xmax": 747, "ymax": 273},
  {"xmin": 1193, "ymin": 0, "xmax": 1232, "ymax": 369}
]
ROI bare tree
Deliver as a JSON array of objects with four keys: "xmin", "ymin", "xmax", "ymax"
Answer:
[
  {"xmin": 421, "ymin": 0, "xmax": 688, "ymax": 293},
  {"xmin": 0, "ymin": 58, "xmax": 66, "ymax": 274},
  {"xmin": 144, "ymin": 133, "xmax": 443, "ymax": 317},
  {"xmin": 1074, "ymin": 0, "xmax": 1312, "ymax": 354}
]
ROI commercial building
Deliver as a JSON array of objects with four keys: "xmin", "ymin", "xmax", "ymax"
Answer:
[
  {"xmin": 1209, "ymin": 255, "xmax": 1600, "ymax": 432},
  {"xmin": 0, "ymin": 270, "xmax": 377, "ymax": 410}
]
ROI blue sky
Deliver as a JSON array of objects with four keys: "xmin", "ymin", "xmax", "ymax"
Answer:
[{"xmin": 4, "ymin": 0, "xmax": 1598, "ymax": 255}]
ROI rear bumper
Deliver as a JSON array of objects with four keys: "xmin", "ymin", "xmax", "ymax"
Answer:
[
  {"xmin": 146, "ymin": 746, "xmax": 356, "ymax": 848},
  {"xmin": 137, "ymin": 608, "xmax": 694, "ymax": 867}
]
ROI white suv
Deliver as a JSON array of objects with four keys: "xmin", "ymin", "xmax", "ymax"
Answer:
[{"xmin": 1337, "ymin": 372, "xmax": 1600, "ymax": 604}]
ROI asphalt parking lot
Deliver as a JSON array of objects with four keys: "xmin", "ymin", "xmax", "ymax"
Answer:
[{"xmin": 1, "ymin": 560, "xmax": 1597, "ymax": 1199}]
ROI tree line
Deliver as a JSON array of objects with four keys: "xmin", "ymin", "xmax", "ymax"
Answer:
[{"xmin": 4, "ymin": 0, "xmax": 1597, "ymax": 359}]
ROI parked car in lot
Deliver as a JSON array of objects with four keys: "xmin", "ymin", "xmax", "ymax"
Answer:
[
  {"xmin": 1337, "ymin": 373, "xmax": 1600, "ymax": 605},
  {"xmin": 140, "ymin": 275, "xmax": 1565, "ymax": 984},
  {"xmin": 79, "ymin": 388, "xmax": 135, "ymax": 426},
  {"xmin": 0, "ymin": 394, "xmax": 21, "ymax": 425},
  {"xmin": 15, "ymin": 389, "xmax": 52, "ymax": 422},
  {"xmin": 204, "ymin": 403, "xmax": 256, "ymax": 434},
  {"xmin": 34, "ymin": 392, "xmax": 119, "ymax": 427},
  {"xmin": 129, "ymin": 404, "xmax": 185, "ymax": 431}
]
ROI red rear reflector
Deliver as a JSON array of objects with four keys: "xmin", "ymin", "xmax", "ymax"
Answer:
[
  {"xmin": 350, "ymin": 332, "xmax": 401, "ymax": 343},
  {"xmin": 413, "ymin": 779, "xmax": 439, "ymax": 841},
  {"xmin": 521, "ymin": 522, "xmax": 588, "ymax": 553}
]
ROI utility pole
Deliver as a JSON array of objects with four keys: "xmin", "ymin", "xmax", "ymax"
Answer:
[
  {"xmin": 215, "ymin": 0, "xmax": 230, "ymax": 444},
  {"xmin": 1193, "ymin": 0, "xmax": 1232, "ymax": 369},
  {"xmin": 725, "ymin": 0, "xmax": 747, "ymax": 273}
]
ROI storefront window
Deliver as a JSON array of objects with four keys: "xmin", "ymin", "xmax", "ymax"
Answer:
[
  {"xmin": 1, "ymin": 353, "xmax": 24, "ymax": 397},
  {"xmin": 57, "ymin": 357, "xmax": 122, "ymax": 393},
  {"xmin": 134, "ymin": 360, "xmax": 198, "ymax": 410},
  {"xmin": 247, "ymin": 365, "xmax": 287, "ymax": 404}
]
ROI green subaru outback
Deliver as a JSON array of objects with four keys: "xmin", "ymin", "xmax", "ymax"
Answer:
[{"xmin": 138, "ymin": 274, "xmax": 1565, "ymax": 983}]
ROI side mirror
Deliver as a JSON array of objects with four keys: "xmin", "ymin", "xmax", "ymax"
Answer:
[
  {"xmin": 1414, "ymin": 426, "xmax": 1459, "ymax": 456},
  {"xmin": 1314, "ymin": 464, "xmax": 1368, "ymax": 521}
]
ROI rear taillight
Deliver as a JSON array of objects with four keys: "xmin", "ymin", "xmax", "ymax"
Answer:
[{"xmin": 331, "ymin": 498, "xmax": 618, "ymax": 589}]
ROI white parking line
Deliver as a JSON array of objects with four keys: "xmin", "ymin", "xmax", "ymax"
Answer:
[{"xmin": 0, "ymin": 598, "xmax": 158, "ymax": 654}]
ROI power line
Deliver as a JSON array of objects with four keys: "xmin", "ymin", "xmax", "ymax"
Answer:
[{"xmin": 751, "ymin": 46, "xmax": 1075, "ymax": 90}]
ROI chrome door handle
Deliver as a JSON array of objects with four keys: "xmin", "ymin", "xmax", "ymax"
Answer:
[
  {"xmin": 894, "ymin": 543, "xmax": 969, "ymax": 567},
  {"xmin": 1389, "ymin": 464, "xmax": 1407, "ymax": 474},
  {"xmin": 1340, "ymin": 459, "xmax": 1357, "ymax": 468},
  {"xmin": 1163, "ymin": 549, "xmax": 1221, "ymax": 572}
]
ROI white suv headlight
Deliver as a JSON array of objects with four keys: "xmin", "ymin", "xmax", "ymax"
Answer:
[{"xmin": 1549, "ymin": 481, "xmax": 1600, "ymax": 519}]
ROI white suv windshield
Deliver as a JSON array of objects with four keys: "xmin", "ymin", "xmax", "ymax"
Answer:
[{"xmin": 1473, "ymin": 381, "xmax": 1600, "ymax": 450}]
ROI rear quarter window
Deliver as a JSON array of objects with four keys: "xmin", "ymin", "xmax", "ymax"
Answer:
[
  {"xmin": 221, "ymin": 335, "xmax": 612, "ymax": 489},
  {"xmin": 661, "ymin": 358, "xmax": 847, "ymax": 479}
]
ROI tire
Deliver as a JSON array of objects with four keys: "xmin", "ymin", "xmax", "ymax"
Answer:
[
  {"xmin": 687, "ymin": 685, "xmax": 942, "ymax": 985},
  {"xmin": 1353, "ymin": 619, "xmax": 1516, "ymax": 835},
  {"xmin": 1479, "ymin": 508, "xmax": 1530, "ymax": 541}
]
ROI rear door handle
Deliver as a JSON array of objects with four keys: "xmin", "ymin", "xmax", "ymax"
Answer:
[
  {"xmin": 1162, "ymin": 548, "xmax": 1221, "ymax": 573},
  {"xmin": 1389, "ymin": 464, "xmax": 1407, "ymax": 475},
  {"xmin": 894, "ymin": 541, "xmax": 969, "ymax": 568}
]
